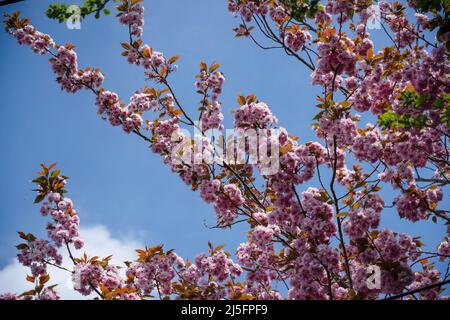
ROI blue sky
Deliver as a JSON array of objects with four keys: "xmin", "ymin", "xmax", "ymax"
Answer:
[{"xmin": 0, "ymin": 0, "xmax": 448, "ymax": 296}]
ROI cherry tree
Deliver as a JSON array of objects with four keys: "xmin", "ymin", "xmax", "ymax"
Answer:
[{"xmin": 1, "ymin": 0, "xmax": 449, "ymax": 300}]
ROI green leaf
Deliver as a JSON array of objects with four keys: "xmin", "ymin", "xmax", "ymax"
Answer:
[
  {"xmin": 32, "ymin": 176, "xmax": 48, "ymax": 185},
  {"xmin": 20, "ymin": 290, "xmax": 36, "ymax": 297},
  {"xmin": 34, "ymin": 194, "xmax": 45, "ymax": 204}
]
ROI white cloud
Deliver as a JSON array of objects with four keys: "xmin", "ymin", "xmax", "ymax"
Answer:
[{"xmin": 0, "ymin": 225, "xmax": 142, "ymax": 299}]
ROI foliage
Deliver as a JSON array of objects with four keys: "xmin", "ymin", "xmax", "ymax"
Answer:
[
  {"xmin": 46, "ymin": 0, "xmax": 114, "ymax": 23},
  {"xmin": 415, "ymin": 0, "xmax": 450, "ymax": 50}
]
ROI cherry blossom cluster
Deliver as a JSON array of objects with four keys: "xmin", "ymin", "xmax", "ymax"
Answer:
[
  {"xmin": 195, "ymin": 70, "xmax": 225, "ymax": 102},
  {"xmin": 95, "ymin": 89, "xmax": 144, "ymax": 133},
  {"xmin": 373, "ymin": 230, "xmax": 419, "ymax": 293},
  {"xmin": 346, "ymin": 229, "xmax": 422, "ymax": 297},
  {"xmin": 299, "ymin": 187, "xmax": 337, "ymax": 243},
  {"xmin": 402, "ymin": 47, "xmax": 450, "ymax": 98},
  {"xmin": 286, "ymin": 239, "xmax": 343, "ymax": 299},
  {"xmin": 316, "ymin": 115, "xmax": 358, "ymax": 146},
  {"xmin": 352, "ymin": 127, "xmax": 446, "ymax": 170},
  {"xmin": 116, "ymin": 4, "xmax": 177, "ymax": 80},
  {"xmin": 352, "ymin": 128, "xmax": 382, "ymax": 163},
  {"xmin": 235, "ymin": 239, "xmax": 281, "ymax": 299},
  {"xmin": 12, "ymin": 24, "xmax": 55, "ymax": 54},
  {"xmin": 95, "ymin": 87, "xmax": 168, "ymax": 134},
  {"xmin": 213, "ymin": 184, "xmax": 245, "ymax": 227},
  {"xmin": 347, "ymin": 49, "xmax": 449, "ymax": 118},
  {"xmin": 150, "ymin": 117, "xmax": 182, "ymax": 155},
  {"xmin": 17, "ymin": 237, "xmax": 62, "ymax": 277},
  {"xmin": 285, "ymin": 27, "xmax": 312, "ymax": 52},
  {"xmin": 0, "ymin": 287, "xmax": 59, "ymax": 301},
  {"xmin": 394, "ymin": 185, "xmax": 443, "ymax": 222},
  {"xmin": 438, "ymin": 241, "xmax": 450, "ymax": 262},
  {"xmin": 118, "ymin": 0, "xmax": 144, "ymax": 37},
  {"xmin": 311, "ymin": 33, "xmax": 357, "ymax": 89},
  {"xmin": 257, "ymin": 129, "xmax": 329, "ymax": 241},
  {"xmin": 41, "ymin": 193, "xmax": 83, "ymax": 249},
  {"xmin": 128, "ymin": 92, "xmax": 160, "ymax": 113},
  {"xmin": 343, "ymin": 193, "xmax": 384, "ymax": 241},
  {"xmin": 5, "ymin": 15, "xmax": 104, "ymax": 94},
  {"xmin": 200, "ymin": 101, "xmax": 224, "ymax": 131},
  {"xmin": 174, "ymin": 247, "xmax": 245, "ymax": 299},
  {"xmin": 124, "ymin": 245, "xmax": 245, "ymax": 300},
  {"xmin": 0, "ymin": 164, "xmax": 86, "ymax": 300},
  {"xmin": 381, "ymin": 2, "xmax": 417, "ymax": 48},
  {"xmin": 126, "ymin": 44, "xmax": 168, "ymax": 71},
  {"xmin": 126, "ymin": 250, "xmax": 179, "ymax": 296},
  {"xmin": 196, "ymin": 68, "xmax": 226, "ymax": 130},
  {"xmin": 324, "ymin": 0, "xmax": 354, "ymax": 18},
  {"xmin": 234, "ymin": 101, "xmax": 278, "ymax": 129},
  {"xmin": 194, "ymin": 251, "xmax": 243, "ymax": 283},
  {"xmin": 347, "ymin": 66, "xmax": 393, "ymax": 115},
  {"xmin": 227, "ymin": 0, "xmax": 269, "ymax": 23},
  {"xmin": 199, "ymin": 179, "xmax": 221, "ymax": 204},
  {"xmin": 73, "ymin": 259, "xmax": 122, "ymax": 296},
  {"xmin": 251, "ymin": 224, "xmax": 279, "ymax": 247},
  {"xmin": 407, "ymin": 268, "xmax": 445, "ymax": 300}
]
